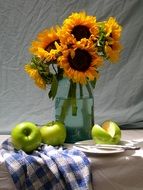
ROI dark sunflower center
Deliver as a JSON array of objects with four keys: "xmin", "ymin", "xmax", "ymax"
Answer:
[
  {"xmin": 71, "ymin": 25, "xmax": 91, "ymax": 41},
  {"xmin": 68, "ymin": 48, "xmax": 92, "ymax": 72},
  {"xmin": 45, "ymin": 39, "xmax": 60, "ymax": 52}
]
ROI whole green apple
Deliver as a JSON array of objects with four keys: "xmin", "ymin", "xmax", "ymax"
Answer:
[
  {"xmin": 11, "ymin": 122, "xmax": 42, "ymax": 153},
  {"xmin": 91, "ymin": 120, "xmax": 121, "ymax": 144},
  {"xmin": 40, "ymin": 121, "xmax": 66, "ymax": 146}
]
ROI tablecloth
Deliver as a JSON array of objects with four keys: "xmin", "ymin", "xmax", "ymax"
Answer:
[
  {"xmin": 0, "ymin": 130, "xmax": 143, "ymax": 190},
  {"xmin": 90, "ymin": 130, "xmax": 143, "ymax": 190}
]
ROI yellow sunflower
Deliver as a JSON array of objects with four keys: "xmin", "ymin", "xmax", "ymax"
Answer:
[
  {"xmin": 58, "ymin": 12, "xmax": 99, "ymax": 45},
  {"xmin": 105, "ymin": 17, "xmax": 122, "ymax": 40},
  {"xmin": 29, "ymin": 27, "xmax": 60, "ymax": 61},
  {"xmin": 105, "ymin": 41, "xmax": 123, "ymax": 62},
  {"xmin": 104, "ymin": 17, "xmax": 122, "ymax": 62},
  {"xmin": 24, "ymin": 64, "xmax": 46, "ymax": 89},
  {"xmin": 58, "ymin": 41, "xmax": 103, "ymax": 84}
]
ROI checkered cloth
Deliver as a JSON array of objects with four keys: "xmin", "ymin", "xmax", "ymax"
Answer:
[{"xmin": 0, "ymin": 138, "xmax": 91, "ymax": 190}]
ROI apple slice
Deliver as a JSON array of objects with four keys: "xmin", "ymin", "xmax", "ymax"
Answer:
[
  {"xmin": 91, "ymin": 124, "xmax": 113, "ymax": 144},
  {"xmin": 102, "ymin": 120, "xmax": 121, "ymax": 144},
  {"xmin": 91, "ymin": 121, "xmax": 121, "ymax": 144}
]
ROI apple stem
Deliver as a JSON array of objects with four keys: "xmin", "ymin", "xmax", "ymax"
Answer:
[{"xmin": 23, "ymin": 128, "xmax": 31, "ymax": 136}]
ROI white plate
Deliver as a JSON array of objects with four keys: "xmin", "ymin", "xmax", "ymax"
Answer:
[
  {"xmin": 73, "ymin": 140, "xmax": 133, "ymax": 155},
  {"xmin": 73, "ymin": 145, "xmax": 125, "ymax": 154}
]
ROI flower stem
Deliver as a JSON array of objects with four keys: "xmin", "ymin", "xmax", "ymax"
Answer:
[
  {"xmin": 86, "ymin": 82, "xmax": 93, "ymax": 98},
  {"xmin": 68, "ymin": 80, "xmax": 77, "ymax": 116},
  {"xmin": 79, "ymin": 84, "xmax": 83, "ymax": 98},
  {"xmin": 59, "ymin": 80, "xmax": 77, "ymax": 123}
]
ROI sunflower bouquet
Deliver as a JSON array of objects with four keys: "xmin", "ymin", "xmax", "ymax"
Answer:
[{"xmin": 25, "ymin": 12, "xmax": 122, "ymax": 120}]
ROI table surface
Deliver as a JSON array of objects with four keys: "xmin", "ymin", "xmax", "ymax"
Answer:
[
  {"xmin": 90, "ymin": 130, "xmax": 143, "ymax": 190},
  {"xmin": 0, "ymin": 130, "xmax": 143, "ymax": 190}
]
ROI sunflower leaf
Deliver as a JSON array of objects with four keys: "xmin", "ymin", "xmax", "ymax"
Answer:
[
  {"xmin": 48, "ymin": 75, "xmax": 58, "ymax": 100},
  {"xmin": 31, "ymin": 56, "xmax": 41, "ymax": 64}
]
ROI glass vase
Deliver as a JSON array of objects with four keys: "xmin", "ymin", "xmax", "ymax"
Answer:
[{"xmin": 55, "ymin": 78, "xmax": 94, "ymax": 143}]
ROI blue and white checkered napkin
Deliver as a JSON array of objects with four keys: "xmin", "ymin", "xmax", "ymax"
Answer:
[{"xmin": 0, "ymin": 138, "xmax": 91, "ymax": 190}]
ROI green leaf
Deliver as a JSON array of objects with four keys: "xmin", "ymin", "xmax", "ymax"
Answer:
[
  {"xmin": 31, "ymin": 56, "xmax": 40, "ymax": 64},
  {"xmin": 48, "ymin": 75, "xmax": 58, "ymax": 100}
]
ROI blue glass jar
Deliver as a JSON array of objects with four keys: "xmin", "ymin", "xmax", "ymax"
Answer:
[{"xmin": 55, "ymin": 78, "xmax": 94, "ymax": 143}]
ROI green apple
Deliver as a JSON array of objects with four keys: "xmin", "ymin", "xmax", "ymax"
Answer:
[
  {"xmin": 40, "ymin": 121, "xmax": 66, "ymax": 146},
  {"xmin": 91, "ymin": 120, "xmax": 121, "ymax": 144},
  {"xmin": 11, "ymin": 122, "xmax": 42, "ymax": 153}
]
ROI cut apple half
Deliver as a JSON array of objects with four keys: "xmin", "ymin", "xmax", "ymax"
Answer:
[{"xmin": 91, "ymin": 121, "xmax": 121, "ymax": 144}]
